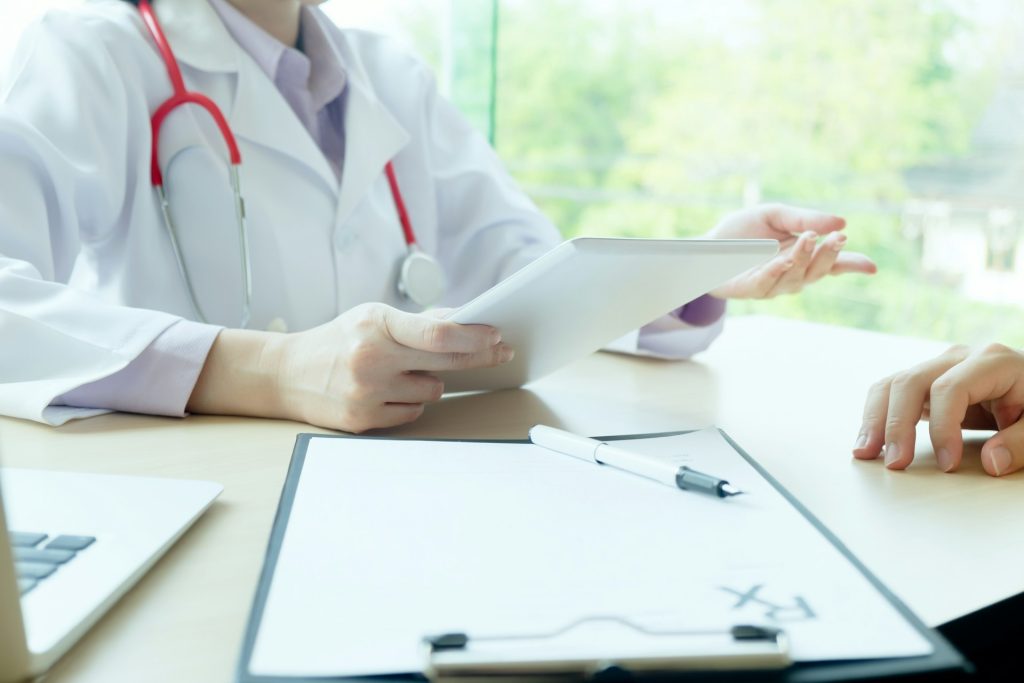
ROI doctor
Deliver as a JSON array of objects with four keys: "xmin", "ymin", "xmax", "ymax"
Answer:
[{"xmin": 0, "ymin": 0, "xmax": 875, "ymax": 432}]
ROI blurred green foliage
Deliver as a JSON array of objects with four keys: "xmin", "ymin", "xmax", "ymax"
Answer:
[{"xmin": 481, "ymin": 0, "xmax": 1023, "ymax": 346}]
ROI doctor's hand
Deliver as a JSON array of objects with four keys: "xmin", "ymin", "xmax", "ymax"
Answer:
[
  {"xmin": 187, "ymin": 303, "xmax": 513, "ymax": 433},
  {"xmin": 706, "ymin": 204, "xmax": 877, "ymax": 299},
  {"xmin": 853, "ymin": 344, "xmax": 1024, "ymax": 476}
]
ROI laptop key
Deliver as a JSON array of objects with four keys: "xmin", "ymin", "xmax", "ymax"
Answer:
[
  {"xmin": 15, "ymin": 561, "xmax": 58, "ymax": 580},
  {"xmin": 9, "ymin": 531, "xmax": 48, "ymax": 548},
  {"xmin": 14, "ymin": 547, "xmax": 76, "ymax": 564},
  {"xmin": 45, "ymin": 535, "xmax": 95, "ymax": 552},
  {"xmin": 17, "ymin": 578, "xmax": 38, "ymax": 595}
]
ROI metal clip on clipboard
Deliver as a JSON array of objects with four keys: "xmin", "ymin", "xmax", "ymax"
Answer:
[{"xmin": 422, "ymin": 616, "xmax": 791, "ymax": 680}]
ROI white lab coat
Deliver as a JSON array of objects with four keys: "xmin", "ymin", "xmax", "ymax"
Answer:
[{"xmin": 0, "ymin": 0, "xmax": 721, "ymax": 425}]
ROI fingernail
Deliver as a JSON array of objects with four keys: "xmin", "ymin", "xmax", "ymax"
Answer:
[
  {"xmin": 987, "ymin": 446, "xmax": 1012, "ymax": 477},
  {"xmin": 499, "ymin": 346, "xmax": 515, "ymax": 363},
  {"xmin": 853, "ymin": 433, "xmax": 867, "ymax": 451},
  {"xmin": 884, "ymin": 443, "xmax": 900, "ymax": 468},
  {"xmin": 490, "ymin": 331, "xmax": 502, "ymax": 345},
  {"xmin": 782, "ymin": 260, "xmax": 794, "ymax": 270},
  {"xmin": 831, "ymin": 234, "xmax": 847, "ymax": 251},
  {"xmin": 936, "ymin": 448, "xmax": 954, "ymax": 472},
  {"xmin": 803, "ymin": 235, "xmax": 817, "ymax": 252}
]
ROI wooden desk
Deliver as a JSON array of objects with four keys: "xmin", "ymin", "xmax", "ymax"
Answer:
[{"xmin": 1, "ymin": 315, "xmax": 1017, "ymax": 682}]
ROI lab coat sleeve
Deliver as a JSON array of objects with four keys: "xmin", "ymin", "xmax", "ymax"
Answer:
[
  {"xmin": 630, "ymin": 294, "xmax": 726, "ymax": 359},
  {"xmin": 609, "ymin": 314, "xmax": 725, "ymax": 360},
  {"xmin": 0, "ymin": 13, "xmax": 192, "ymax": 425},
  {"xmin": 414, "ymin": 64, "xmax": 725, "ymax": 360},
  {"xmin": 52, "ymin": 320, "xmax": 220, "ymax": 419}
]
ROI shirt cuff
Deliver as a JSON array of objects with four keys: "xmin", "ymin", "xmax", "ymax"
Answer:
[
  {"xmin": 53, "ymin": 319, "xmax": 222, "ymax": 417},
  {"xmin": 672, "ymin": 294, "xmax": 727, "ymax": 327}
]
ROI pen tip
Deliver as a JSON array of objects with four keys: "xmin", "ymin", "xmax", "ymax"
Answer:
[{"xmin": 720, "ymin": 483, "xmax": 743, "ymax": 497}]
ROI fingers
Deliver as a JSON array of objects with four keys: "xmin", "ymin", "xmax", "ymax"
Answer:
[
  {"xmin": 928, "ymin": 346, "xmax": 1024, "ymax": 473},
  {"xmin": 854, "ymin": 376, "xmax": 893, "ymax": 461},
  {"xmin": 710, "ymin": 235, "xmax": 874, "ymax": 300},
  {"xmin": 339, "ymin": 375, "xmax": 441, "ymax": 433},
  {"xmin": 855, "ymin": 344, "xmax": 1024, "ymax": 475},
  {"xmin": 853, "ymin": 345, "xmax": 970, "ymax": 466},
  {"xmin": 800, "ymin": 232, "xmax": 846, "ymax": 284},
  {"xmin": 384, "ymin": 372, "xmax": 445, "ymax": 404},
  {"xmin": 880, "ymin": 351, "xmax": 968, "ymax": 471},
  {"xmin": 768, "ymin": 235, "xmax": 874, "ymax": 296},
  {"xmin": 381, "ymin": 306, "xmax": 500, "ymax": 354},
  {"xmin": 765, "ymin": 231, "xmax": 817, "ymax": 295},
  {"xmin": 764, "ymin": 204, "xmax": 846, "ymax": 237},
  {"xmin": 981, "ymin": 419, "xmax": 1024, "ymax": 477},
  {"xmin": 709, "ymin": 256, "xmax": 793, "ymax": 299}
]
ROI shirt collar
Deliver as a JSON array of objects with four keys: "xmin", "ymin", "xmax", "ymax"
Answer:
[
  {"xmin": 207, "ymin": 0, "xmax": 346, "ymax": 112},
  {"xmin": 300, "ymin": 8, "xmax": 347, "ymax": 111}
]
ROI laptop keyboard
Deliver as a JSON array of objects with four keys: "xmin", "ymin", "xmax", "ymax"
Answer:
[{"xmin": 9, "ymin": 531, "xmax": 96, "ymax": 596}]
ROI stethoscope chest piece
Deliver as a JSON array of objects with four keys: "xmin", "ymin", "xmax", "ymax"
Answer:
[{"xmin": 398, "ymin": 248, "xmax": 446, "ymax": 309}]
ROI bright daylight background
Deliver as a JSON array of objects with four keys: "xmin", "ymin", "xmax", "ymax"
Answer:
[{"xmin": 3, "ymin": 0, "xmax": 1023, "ymax": 346}]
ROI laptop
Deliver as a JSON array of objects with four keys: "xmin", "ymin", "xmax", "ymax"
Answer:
[{"xmin": 0, "ymin": 464, "xmax": 221, "ymax": 682}]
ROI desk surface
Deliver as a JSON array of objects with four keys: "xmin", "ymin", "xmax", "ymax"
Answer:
[{"xmin": 1, "ymin": 315, "xmax": 1016, "ymax": 682}]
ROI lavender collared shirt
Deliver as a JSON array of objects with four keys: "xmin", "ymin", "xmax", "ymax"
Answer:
[
  {"xmin": 55, "ymin": 1, "xmax": 724, "ymax": 416},
  {"xmin": 674, "ymin": 294, "xmax": 726, "ymax": 326}
]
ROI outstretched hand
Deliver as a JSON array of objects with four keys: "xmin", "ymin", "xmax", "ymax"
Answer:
[{"xmin": 707, "ymin": 204, "xmax": 877, "ymax": 299}]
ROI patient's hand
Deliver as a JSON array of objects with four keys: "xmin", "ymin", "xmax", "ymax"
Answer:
[
  {"xmin": 853, "ymin": 344, "xmax": 1024, "ymax": 476},
  {"xmin": 706, "ymin": 204, "xmax": 876, "ymax": 299}
]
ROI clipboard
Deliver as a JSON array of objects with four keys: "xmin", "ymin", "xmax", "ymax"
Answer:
[
  {"xmin": 423, "ymin": 619, "xmax": 789, "ymax": 678},
  {"xmin": 235, "ymin": 430, "xmax": 969, "ymax": 682}
]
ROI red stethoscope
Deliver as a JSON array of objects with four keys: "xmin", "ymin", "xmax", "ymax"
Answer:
[{"xmin": 138, "ymin": 0, "xmax": 446, "ymax": 329}]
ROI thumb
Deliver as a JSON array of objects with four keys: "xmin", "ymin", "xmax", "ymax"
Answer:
[
  {"xmin": 381, "ymin": 306, "xmax": 498, "ymax": 353},
  {"xmin": 981, "ymin": 420, "xmax": 1024, "ymax": 477}
]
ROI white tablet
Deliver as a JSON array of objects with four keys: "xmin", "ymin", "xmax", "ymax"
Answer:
[{"xmin": 440, "ymin": 237, "xmax": 778, "ymax": 392}]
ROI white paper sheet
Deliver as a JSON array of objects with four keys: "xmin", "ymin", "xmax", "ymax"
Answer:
[{"xmin": 249, "ymin": 429, "xmax": 932, "ymax": 676}]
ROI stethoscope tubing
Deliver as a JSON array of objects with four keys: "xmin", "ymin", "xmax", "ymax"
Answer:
[{"xmin": 137, "ymin": 0, "xmax": 445, "ymax": 326}]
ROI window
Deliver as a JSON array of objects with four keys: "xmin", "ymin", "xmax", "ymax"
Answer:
[
  {"xmin": 5, "ymin": 0, "xmax": 1023, "ymax": 346},
  {"xmin": 327, "ymin": 0, "xmax": 1024, "ymax": 347}
]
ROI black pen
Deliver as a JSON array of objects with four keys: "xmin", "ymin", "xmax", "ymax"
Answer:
[{"xmin": 529, "ymin": 425, "xmax": 743, "ymax": 498}]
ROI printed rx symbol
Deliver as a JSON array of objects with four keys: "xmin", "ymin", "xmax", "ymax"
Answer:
[{"xmin": 721, "ymin": 584, "xmax": 817, "ymax": 622}]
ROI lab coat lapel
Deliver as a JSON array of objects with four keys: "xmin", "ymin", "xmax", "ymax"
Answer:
[
  {"xmin": 230, "ymin": 64, "xmax": 338, "ymax": 192},
  {"xmin": 154, "ymin": 0, "xmax": 338, "ymax": 194},
  {"xmin": 335, "ymin": 77, "xmax": 411, "ymax": 227}
]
